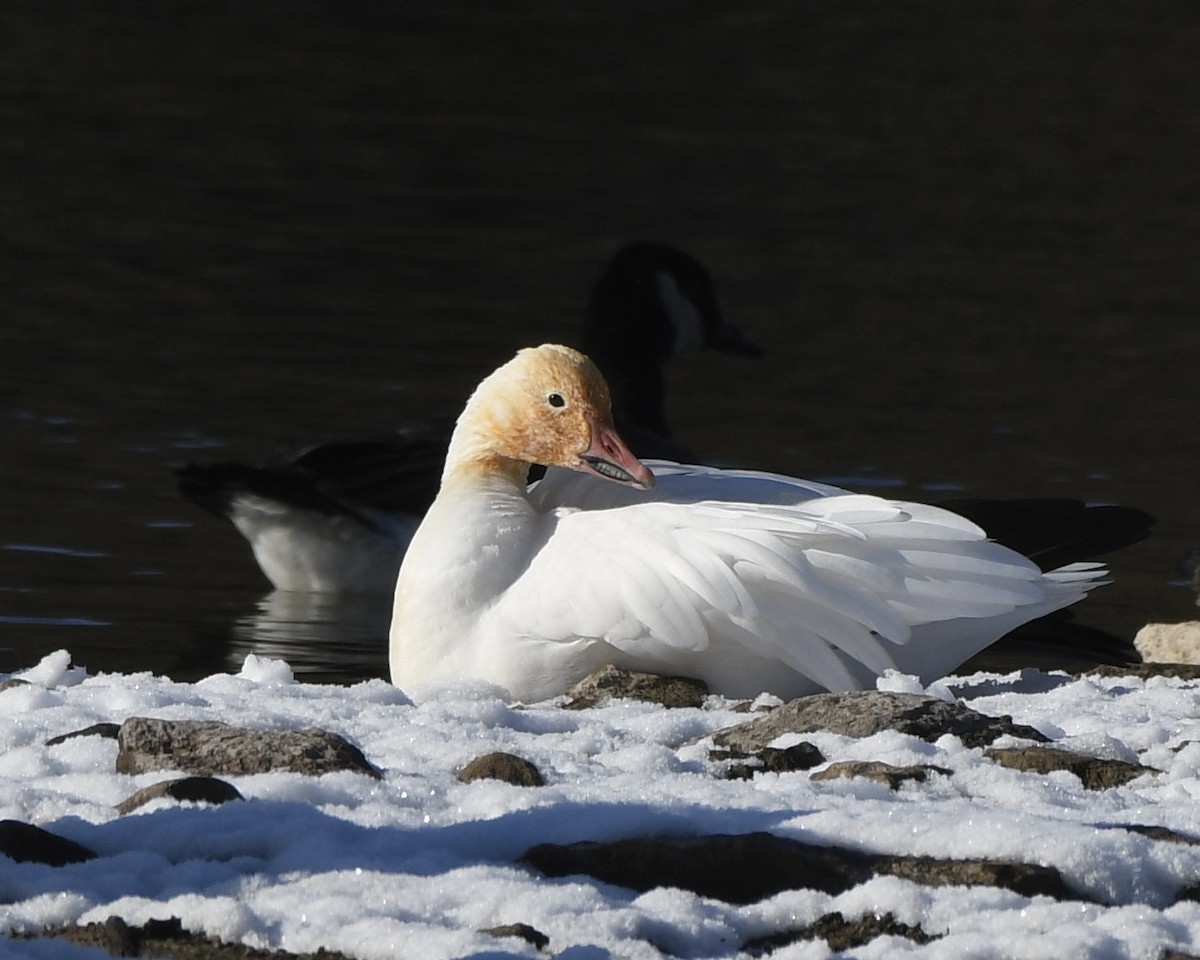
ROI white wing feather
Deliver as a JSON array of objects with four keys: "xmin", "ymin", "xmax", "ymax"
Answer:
[
  {"xmin": 397, "ymin": 453, "xmax": 1109, "ymax": 699},
  {"xmin": 489, "ymin": 456, "xmax": 1088, "ymax": 693}
]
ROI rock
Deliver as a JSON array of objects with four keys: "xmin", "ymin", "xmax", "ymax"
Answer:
[
  {"xmin": 811, "ymin": 760, "xmax": 952, "ymax": 789},
  {"xmin": 1090, "ymin": 661, "xmax": 1200, "ymax": 681},
  {"xmin": 1175, "ymin": 883, "xmax": 1200, "ymax": 904},
  {"xmin": 458, "ymin": 752, "xmax": 545, "ymax": 787},
  {"xmin": 116, "ymin": 718, "xmax": 382, "ymax": 779},
  {"xmin": 562, "ymin": 665, "xmax": 709, "ymax": 709},
  {"xmin": 86, "ymin": 916, "xmax": 139, "ymax": 956},
  {"xmin": 521, "ymin": 831, "xmax": 1078, "ymax": 904},
  {"xmin": 712, "ymin": 741, "xmax": 825, "ymax": 779},
  {"xmin": 730, "ymin": 699, "xmax": 775, "ymax": 713},
  {"xmin": 984, "ymin": 746, "xmax": 1157, "ymax": 789},
  {"xmin": 17, "ymin": 915, "xmax": 358, "ymax": 959},
  {"xmin": 1115, "ymin": 824, "xmax": 1200, "ymax": 846},
  {"xmin": 0, "ymin": 678, "xmax": 31, "ymax": 693},
  {"xmin": 882, "ymin": 855, "xmax": 1070, "ymax": 896},
  {"xmin": 743, "ymin": 910, "xmax": 935, "ymax": 954},
  {"xmin": 1134, "ymin": 621, "xmax": 1200, "ymax": 664},
  {"xmin": 481, "ymin": 922, "xmax": 550, "ymax": 950},
  {"xmin": 0, "ymin": 819, "xmax": 97, "ymax": 866},
  {"xmin": 711, "ymin": 691, "xmax": 1047, "ymax": 753},
  {"xmin": 46, "ymin": 722, "xmax": 122, "ymax": 746},
  {"xmin": 116, "ymin": 776, "xmax": 245, "ymax": 815}
]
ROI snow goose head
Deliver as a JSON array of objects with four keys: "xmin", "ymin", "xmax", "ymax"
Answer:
[{"xmin": 444, "ymin": 344, "xmax": 655, "ymax": 491}]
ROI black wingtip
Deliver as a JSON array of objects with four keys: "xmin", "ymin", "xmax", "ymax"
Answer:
[
  {"xmin": 939, "ymin": 498, "xmax": 1156, "ymax": 572},
  {"xmin": 174, "ymin": 461, "xmax": 354, "ymax": 523}
]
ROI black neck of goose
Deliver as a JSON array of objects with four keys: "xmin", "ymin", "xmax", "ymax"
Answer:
[
  {"xmin": 582, "ymin": 289, "xmax": 674, "ymax": 439},
  {"xmin": 601, "ymin": 354, "xmax": 669, "ymax": 439}
]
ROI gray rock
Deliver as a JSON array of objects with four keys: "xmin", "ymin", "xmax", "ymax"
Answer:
[
  {"xmin": 563, "ymin": 665, "xmax": 709, "ymax": 709},
  {"xmin": 1176, "ymin": 883, "xmax": 1200, "ymax": 905},
  {"xmin": 115, "ymin": 776, "xmax": 245, "ymax": 815},
  {"xmin": 984, "ymin": 746, "xmax": 1157, "ymax": 790},
  {"xmin": 46, "ymin": 722, "xmax": 121, "ymax": 746},
  {"xmin": 458, "ymin": 752, "xmax": 545, "ymax": 787},
  {"xmin": 712, "ymin": 741, "xmax": 825, "ymax": 780},
  {"xmin": 521, "ymin": 831, "xmax": 1078, "ymax": 904},
  {"xmin": 810, "ymin": 760, "xmax": 952, "ymax": 789},
  {"xmin": 743, "ymin": 910, "xmax": 934, "ymax": 954},
  {"xmin": 882, "ymin": 854, "xmax": 1070, "ymax": 896},
  {"xmin": 1133, "ymin": 621, "xmax": 1200, "ymax": 665},
  {"xmin": 481, "ymin": 922, "xmax": 550, "ymax": 950},
  {"xmin": 115, "ymin": 717, "xmax": 382, "ymax": 779},
  {"xmin": 711, "ymin": 691, "xmax": 1047, "ymax": 752},
  {"xmin": 17, "ymin": 915, "xmax": 359, "ymax": 959},
  {"xmin": 1090, "ymin": 661, "xmax": 1200, "ymax": 681},
  {"xmin": 729, "ymin": 700, "xmax": 776, "ymax": 714},
  {"xmin": 1114, "ymin": 824, "xmax": 1200, "ymax": 846},
  {"xmin": 0, "ymin": 678, "xmax": 31, "ymax": 693},
  {"xmin": 84, "ymin": 916, "xmax": 139, "ymax": 957},
  {"xmin": 0, "ymin": 819, "xmax": 96, "ymax": 866}
]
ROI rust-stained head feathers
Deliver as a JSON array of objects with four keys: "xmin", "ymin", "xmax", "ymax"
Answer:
[{"xmin": 447, "ymin": 344, "xmax": 654, "ymax": 489}]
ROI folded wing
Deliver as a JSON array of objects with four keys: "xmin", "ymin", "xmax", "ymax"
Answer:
[{"xmin": 492, "ymin": 473, "xmax": 1091, "ymax": 693}]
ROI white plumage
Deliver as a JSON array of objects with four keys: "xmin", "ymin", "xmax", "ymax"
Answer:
[{"xmin": 388, "ymin": 344, "xmax": 1108, "ymax": 702}]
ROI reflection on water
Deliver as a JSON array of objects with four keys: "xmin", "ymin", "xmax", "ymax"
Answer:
[
  {"xmin": 4, "ymin": 544, "xmax": 109, "ymax": 559},
  {"xmin": 1, "ymin": 615, "xmax": 113, "ymax": 628},
  {"xmin": 228, "ymin": 592, "xmax": 390, "ymax": 683}
]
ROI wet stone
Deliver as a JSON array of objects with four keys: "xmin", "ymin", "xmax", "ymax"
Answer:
[
  {"xmin": 116, "ymin": 776, "xmax": 245, "ymax": 815},
  {"xmin": 880, "ymin": 854, "xmax": 1072, "ymax": 899},
  {"xmin": 458, "ymin": 752, "xmax": 545, "ymax": 787},
  {"xmin": 92, "ymin": 916, "xmax": 139, "ymax": 956},
  {"xmin": 18, "ymin": 914, "xmax": 358, "ymax": 959},
  {"xmin": 743, "ymin": 910, "xmax": 936, "ymax": 954},
  {"xmin": 521, "ymin": 831, "xmax": 1078, "ymax": 905},
  {"xmin": 1113, "ymin": 824, "xmax": 1200, "ymax": 846},
  {"xmin": 481, "ymin": 922, "xmax": 550, "ymax": 950},
  {"xmin": 0, "ymin": 819, "xmax": 97, "ymax": 866},
  {"xmin": 46, "ymin": 722, "xmax": 122, "ymax": 746},
  {"xmin": 983, "ymin": 746, "xmax": 1157, "ymax": 790},
  {"xmin": 810, "ymin": 760, "xmax": 952, "ymax": 789},
  {"xmin": 1090, "ymin": 661, "xmax": 1200, "ymax": 681},
  {"xmin": 711, "ymin": 690, "xmax": 1048, "ymax": 752},
  {"xmin": 562, "ymin": 665, "xmax": 709, "ymax": 709},
  {"xmin": 712, "ymin": 741, "xmax": 825, "ymax": 779},
  {"xmin": 116, "ymin": 717, "xmax": 382, "ymax": 779}
]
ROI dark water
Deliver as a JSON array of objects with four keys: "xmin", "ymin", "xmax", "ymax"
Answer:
[{"xmin": 3, "ymin": 3, "xmax": 1199, "ymax": 684}]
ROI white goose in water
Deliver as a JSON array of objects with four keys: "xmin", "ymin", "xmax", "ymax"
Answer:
[{"xmin": 389, "ymin": 344, "xmax": 1118, "ymax": 702}]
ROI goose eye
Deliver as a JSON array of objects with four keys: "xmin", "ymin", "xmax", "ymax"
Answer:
[{"xmin": 547, "ymin": 392, "xmax": 566, "ymax": 409}]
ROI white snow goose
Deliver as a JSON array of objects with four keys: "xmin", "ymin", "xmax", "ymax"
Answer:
[{"xmin": 389, "ymin": 343, "xmax": 1128, "ymax": 702}]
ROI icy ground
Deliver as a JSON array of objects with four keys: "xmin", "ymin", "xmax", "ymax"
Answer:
[{"xmin": 3, "ymin": 649, "xmax": 1200, "ymax": 959}]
